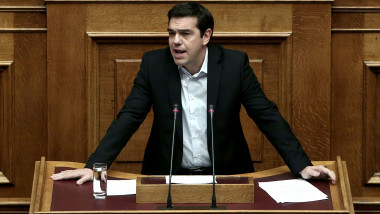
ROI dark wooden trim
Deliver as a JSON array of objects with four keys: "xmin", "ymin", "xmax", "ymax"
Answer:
[
  {"xmin": 0, "ymin": 198, "xmax": 30, "ymax": 213},
  {"xmin": 354, "ymin": 197, "xmax": 380, "ymax": 213}
]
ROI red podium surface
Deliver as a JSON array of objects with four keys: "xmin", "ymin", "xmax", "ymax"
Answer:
[{"xmin": 30, "ymin": 157, "xmax": 354, "ymax": 214}]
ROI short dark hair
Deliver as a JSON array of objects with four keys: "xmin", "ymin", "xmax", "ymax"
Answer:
[{"xmin": 167, "ymin": 2, "xmax": 214, "ymax": 37}]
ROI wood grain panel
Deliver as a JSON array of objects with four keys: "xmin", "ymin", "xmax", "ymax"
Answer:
[
  {"xmin": 0, "ymin": 1, "xmax": 47, "ymax": 201},
  {"xmin": 2, "ymin": 0, "xmax": 380, "ymax": 212},
  {"xmin": 0, "ymin": 62, "xmax": 14, "ymax": 185},
  {"xmin": 0, "ymin": 33, "xmax": 13, "ymax": 60},
  {"xmin": 363, "ymin": 62, "xmax": 380, "ymax": 186},
  {"xmin": 13, "ymin": 32, "xmax": 47, "ymax": 197},
  {"xmin": 88, "ymin": 37, "xmax": 167, "ymax": 173},
  {"xmin": 332, "ymin": 13, "xmax": 365, "ymax": 29},
  {"xmin": 376, "ymin": 67, "xmax": 380, "ymax": 184},
  {"xmin": 0, "ymin": 12, "xmax": 13, "ymax": 28},
  {"xmin": 14, "ymin": 11, "xmax": 46, "ymax": 28},
  {"xmin": 364, "ymin": 33, "xmax": 380, "ymax": 60},
  {"xmin": 292, "ymin": 4, "xmax": 331, "ymax": 161},
  {"xmin": 47, "ymin": 4, "xmax": 87, "ymax": 162},
  {"xmin": 0, "ymin": 0, "xmax": 44, "ymax": 6},
  {"xmin": 207, "ymin": 3, "xmax": 292, "ymax": 32},
  {"xmin": 86, "ymin": 4, "xmax": 169, "ymax": 32},
  {"xmin": 331, "ymin": 3, "xmax": 380, "ymax": 200},
  {"xmin": 0, "ymin": 197, "xmax": 29, "ymax": 213},
  {"xmin": 86, "ymin": 3, "xmax": 292, "ymax": 33},
  {"xmin": 331, "ymin": 32, "xmax": 364, "ymax": 196},
  {"xmin": 334, "ymin": 0, "xmax": 380, "ymax": 6}
]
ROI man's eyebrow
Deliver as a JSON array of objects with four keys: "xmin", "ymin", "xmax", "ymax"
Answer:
[{"xmin": 167, "ymin": 28, "xmax": 193, "ymax": 33}]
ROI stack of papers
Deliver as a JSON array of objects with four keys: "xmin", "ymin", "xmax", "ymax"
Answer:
[
  {"xmin": 106, "ymin": 176, "xmax": 215, "ymax": 196},
  {"xmin": 107, "ymin": 180, "xmax": 136, "ymax": 196},
  {"xmin": 258, "ymin": 178, "xmax": 328, "ymax": 203},
  {"xmin": 165, "ymin": 175, "xmax": 215, "ymax": 184}
]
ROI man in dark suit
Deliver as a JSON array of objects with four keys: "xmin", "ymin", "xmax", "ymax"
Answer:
[{"xmin": 52, "ymin": 2, "xmax": 335, "ymax": 184}]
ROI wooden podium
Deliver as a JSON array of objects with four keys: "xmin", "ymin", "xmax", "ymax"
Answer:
[{"xmin": 29, "ymin": 157, "xmax": 354, "ymax": 214}]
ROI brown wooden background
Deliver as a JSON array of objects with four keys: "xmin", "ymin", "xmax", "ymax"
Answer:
[{"xmin": 0, "ymin": 0, "xmax": 380, "ymax": 213}]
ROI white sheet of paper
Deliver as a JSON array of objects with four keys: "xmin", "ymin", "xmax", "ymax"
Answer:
[
  {"xmin": 258, "ymin": 178, "xmax": 328, "ymax": 203},
  {"xmin": 165, "ymin": 175, "xmax": 216, "ymax": 184},
  {"xmin": 107, "ymin": 179, "xmax": 136, "ymax": 196}
]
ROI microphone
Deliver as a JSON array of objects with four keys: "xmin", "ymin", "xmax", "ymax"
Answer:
[
  {"xmin": 209, "ymin": 105, "xmax": 218, "ymax": 209},
  {"xmin": 166, "ymin": 103, "xmax": 179, "ymax": 209}
]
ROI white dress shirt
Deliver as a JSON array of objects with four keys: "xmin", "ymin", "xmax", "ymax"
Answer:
[{"xmin": 179, "ymin": 48, "xmax": 211, "ymax": 169}]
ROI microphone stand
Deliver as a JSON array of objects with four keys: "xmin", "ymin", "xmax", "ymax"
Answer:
[
  {"xmin": 166, "ymin": 104, "xmax": 179, "ymax": 209},
  {"xmin": 209, "ymin": 105, "xmax": 218, "ymax": 209}
]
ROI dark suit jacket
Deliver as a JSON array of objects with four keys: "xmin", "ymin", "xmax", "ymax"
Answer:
[{"xmin": 85, "ymin": 44, "xmax": 312, "ymax": 176}]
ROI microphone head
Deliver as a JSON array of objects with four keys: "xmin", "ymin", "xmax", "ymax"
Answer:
[
  {"xmin": 209, "ymin": 105, "xmax": 214, "ymax": 111},
  {"xmin": 173, "ymin": 104, "xmax": 179, "ymax": 112}
]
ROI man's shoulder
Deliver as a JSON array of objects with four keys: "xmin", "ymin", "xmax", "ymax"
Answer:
[
  {"xmin": 143, "ymin": 47, "xmax": 171, "ymax": 58},
  {"xmin": 209, "ymin": 43, "xmax": 245, "ymax": 55},
  {"xmin": 208, "ymin": 43, "xmax": 246, "ymax": 62}
]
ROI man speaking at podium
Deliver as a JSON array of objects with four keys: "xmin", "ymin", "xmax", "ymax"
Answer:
[{"xmin": 51, "ymin": 2, "xmax": 335, "ymax": 184}]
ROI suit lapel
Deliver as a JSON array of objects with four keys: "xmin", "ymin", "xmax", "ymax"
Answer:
[
  {"xmin": 166, "ymin": 50, "xmax": 183, "ymax": 145},
  {"xmin": 207, "ymin": 44, "xmax": 223, "ymax": 151}
]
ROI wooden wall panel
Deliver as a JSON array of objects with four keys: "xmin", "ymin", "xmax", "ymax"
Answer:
[
  {"xmin": 332, "ymin": 32, "xmax": 364, "ymax": 196},
  {"xmin": 1, "ymin": 0, "xmax": 380, "ymax": 213},
  {"xmin": 334, "ymin": 0, "xmax": 380, "ymax": 6},
  {"xmin": 0, "ymin": 0, "xmax": 44, "ymax": 6},
  {"xmin": 0, "ymin": 62, "xmax": 14, "ymax": 186},
  {"xmin": 332, "ymin": 2, "xmax": 380, "ymax": 210},
  {"xmin": 0, "ymin": 34, "xmax": 13, "ymax": 59},
  {"xmin": 292, "ymin": 4, "xmax": 331, "ymax": 161},
  {"xmin": 85, "ymin": 3, "xmax": 292, "ymax": 33},
  {"xmin": 13, "ymin": 32, "xmax": 47, "ymax": 197},
  {"xmin": 363, "ymin": 62, "xmax": 380, "ymax": 186},
  {"xmin": 47, "ymin": 4, "xmax": 86, "ymax": 163},
  {"xmin": 88, "ymin": 35, "xmax": 292, "ymax": 174},
  {"xmin": 0, "ymin": 3, "xmax": 47, "ymax": 201}
]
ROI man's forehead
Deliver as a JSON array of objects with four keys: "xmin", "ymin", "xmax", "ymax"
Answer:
[{"xmin": 168, "ymin": 16, "xmax": 198, "ymax": 29}]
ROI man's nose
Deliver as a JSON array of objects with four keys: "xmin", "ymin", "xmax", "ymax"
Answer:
[{"xmin": 173, "ymin": 34, "xmax": 181, "ymax": 45}]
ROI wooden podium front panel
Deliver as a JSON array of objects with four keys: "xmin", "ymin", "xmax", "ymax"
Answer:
[
  {"xmin": 50, "ymin": 168, "xmax": 331, "ymax": 211},
  {"xmin": 29, "ymin": 158, "xmax": 354, "ymax": 214},
  {"xmin": 136, "ymin": 176, "xmax": 254, "ymax": 203}
]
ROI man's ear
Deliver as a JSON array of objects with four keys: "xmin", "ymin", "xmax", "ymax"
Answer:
[{"xmin": 202, "ymin": 28, "xmax": 212, "ymax": 45}]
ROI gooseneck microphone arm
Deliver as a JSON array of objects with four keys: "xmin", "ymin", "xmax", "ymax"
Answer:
[
  {"xmin": 166, "ymin": 104, "xmax": 179, "ymax": 209},
  {"xmin": 209, "ymin": 105, "xmax": 218, "ymax": 209}
]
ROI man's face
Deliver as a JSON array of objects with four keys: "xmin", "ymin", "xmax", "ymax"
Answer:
[{"xmin": 168, "ymin": 16, "xmax": 211, "ymax": 74}]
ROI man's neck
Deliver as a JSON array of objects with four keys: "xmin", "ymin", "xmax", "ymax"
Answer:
[{"xmin": 185, "ymin": 47, "xmax": 207, "ymax": 75}]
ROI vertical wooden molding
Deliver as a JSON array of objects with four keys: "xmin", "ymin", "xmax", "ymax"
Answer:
[
  {"xmin": 86, "ymin": 34, "xmax": 100, "ymax": 158},
  {"xmin": 363, "ymin": 61, "xmax": 380, "ymax": 185},
  {"xmin": 0, "ymin": 61, "xmax": 14, "ymax": 184},
  {"xmin": 279, "ymin": 34, "xmax": 293, "ymax": 124}
]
